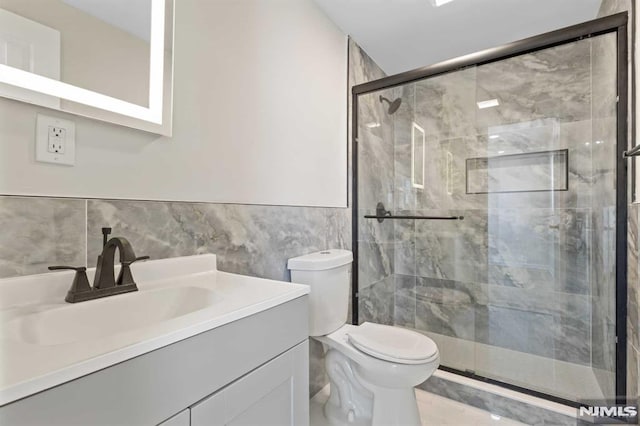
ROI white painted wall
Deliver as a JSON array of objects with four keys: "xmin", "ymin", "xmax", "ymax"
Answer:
[{"xmin": 0, "ymin": 0, "xmax": 348, "ymax": 208}]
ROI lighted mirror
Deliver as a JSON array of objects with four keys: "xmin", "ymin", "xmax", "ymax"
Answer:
[{"xmin": 0, "ymin": 0, "xmax": 174, "ymax": 135}]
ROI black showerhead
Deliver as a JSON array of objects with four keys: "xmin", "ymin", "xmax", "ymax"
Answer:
[{"xmin": 379, "ymin": 95, "xmax": 402, "ymax": 114}]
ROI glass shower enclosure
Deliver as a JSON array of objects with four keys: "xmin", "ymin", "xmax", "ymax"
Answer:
[{"xmin": 352, "ymin": 14, "xmax": 628, "ymax": 404}]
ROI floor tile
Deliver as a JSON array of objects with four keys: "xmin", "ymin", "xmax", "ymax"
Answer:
[{"xmin": 310, "ymin": 386, "xmax": 527, "ymax": 426}]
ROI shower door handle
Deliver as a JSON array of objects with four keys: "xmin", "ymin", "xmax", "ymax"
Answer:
[
  {"xmin": 365, "ymin": 202, "xmax": 464, "ymax": 223},
  {"xmin": 364, "ymin": 214, "xmax": 464, "ymax": 221}
]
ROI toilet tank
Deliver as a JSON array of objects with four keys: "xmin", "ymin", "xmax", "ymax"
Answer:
[{"xmin": 287, "ymin": 250, "xmax": 353, "ymax": 337}]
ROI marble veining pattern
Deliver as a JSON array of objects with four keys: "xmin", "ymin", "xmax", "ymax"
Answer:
[
  {"xmin": 1, "ymin": 195, "xmax": 351, "ymax": 398},
  {"xmin": 394, "ymin": 274, "xmax": 416, "ymax": 329},
  {"xmin": 413, "ymin": 66, "xmax": 478, "ymax": 141},
  {"xmin": 589, "ymin": 29, "xmax": 619, "ymax": 396},
  {"xmin": 628, "ymin": 203, "xmax": 640, "ymax": 404},
  {"xmin": 358, "ymin": 274, "xmax": 395, "ymax": 326},
  {"xmin": 356, "ymin": 31, "xmax": 623, "ymax": 399},
  {"xmin": 0, "ymin": 196, "xmax": 86, "ymax": 278},
  {"xmin": 86, "ymin": 199, "xmax": 349, "ymax": 282},
  {"xmin": 475, "ymin": 39, "xmax": 591, "ymax": 128}
]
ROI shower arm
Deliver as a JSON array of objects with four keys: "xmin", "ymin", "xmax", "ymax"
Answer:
[{"xmin": 364, "ymin": 203, "xmax": 464, "ymax": 223}]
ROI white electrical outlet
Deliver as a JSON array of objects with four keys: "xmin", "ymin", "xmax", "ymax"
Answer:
[
  {"xmin": 36, "ymin": 114, "xmax": 75, "ymax": 166},
  {"xmin": 47, "ymin": 126, "xmax": 66, "ymax": 154}
]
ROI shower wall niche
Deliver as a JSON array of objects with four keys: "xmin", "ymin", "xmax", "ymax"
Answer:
[{"xmin": 355, "ymin": 29, "xmax": 621, "ymax": 403}]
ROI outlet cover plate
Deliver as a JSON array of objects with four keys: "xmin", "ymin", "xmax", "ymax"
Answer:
[{"xmin": 36, "ymin": 114, "xmax": 75, "ymax": 166}]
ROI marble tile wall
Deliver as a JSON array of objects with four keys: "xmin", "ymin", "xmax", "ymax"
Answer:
[
  {"xmin": 590, "ymin": 30, "xmax": 619, "ymax": 398},
  {"xmin": 0, "ymin": 195, "xmax": 351, "ymax": 398},
  {"xmin": 85, "ymin": 198, "xmax": 352, "ymax": 398},
  {"xmin": 353, "ymin": 0, "xmax": 634, "ymax": 413},
  {"xmin": 354, "ymin": 50, "xmax": 396, "ymax": 318},
  {"xmin": 594, "ymin": 0, "xmax": 634, "ymax": 403},
  {"xmin": 627, "ymin": 203, "xmax": 639, "ymax": 403},
  {"xmin": 383, "ymin": 35, "xmax": 611, "ymax": 368},
  {"xmin": 85, "ymin": 199, "xmax": 350, "ymax": 281},
  {"xmin": 0, "ymin": 197, "xmax": 86, "ymax": 277},
  {"xmin": 350, "ymin": 38, "xmax": 391, "ymax": 327},
  {"xmin": 421, "ymin": 0, "xmax": 634, "ymax": 408},
  {"xmin": 358, "ymin": 274, "xmax": 395, "ymax": 325},
  {"xmin": 351, "ymin": 24, "xmax": 628, "ymax": 401}
]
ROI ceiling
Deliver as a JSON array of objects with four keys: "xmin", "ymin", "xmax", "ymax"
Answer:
[{"xmin": 314, "ymin": 0, "xmax": 603, "ymax": 75}]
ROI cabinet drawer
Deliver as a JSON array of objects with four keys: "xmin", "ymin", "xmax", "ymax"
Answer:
[{"xmin": 191, "ymin": 341, "xmax": 309, "ymax": 426}]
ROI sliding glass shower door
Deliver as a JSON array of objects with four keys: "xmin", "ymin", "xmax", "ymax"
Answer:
[{"xmin": 354, "ymin": 27, "xmax": 623, "ymax": 403}]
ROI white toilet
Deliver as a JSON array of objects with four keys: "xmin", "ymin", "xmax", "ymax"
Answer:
[{"xmin": 288, "ymin": 250, "xmax": 439, "ymax": 426}]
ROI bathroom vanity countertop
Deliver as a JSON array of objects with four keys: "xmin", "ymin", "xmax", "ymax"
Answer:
[{"xmin": 0, "ymin": 254, "xmax": 309, "ymax": 406}]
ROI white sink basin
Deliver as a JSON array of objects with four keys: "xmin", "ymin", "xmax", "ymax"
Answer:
[
  {"xmin": 5, "ymin": 286, "xmax": 216, "ymax": 346},
  {"xmin": 0, "ymin": 254, "xmax": 309, "ymax": 407}
]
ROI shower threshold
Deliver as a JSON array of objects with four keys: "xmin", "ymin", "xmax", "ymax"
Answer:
[{"xmin": 422, "ymin": 331, "xmax": 610, "ymax": 403}]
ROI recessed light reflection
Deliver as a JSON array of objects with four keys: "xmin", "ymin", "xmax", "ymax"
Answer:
[
  {"xmin": 596, "ymin": 140, "xmax": 603, "ymax": 144},
  {"xmin": 365, "ymin": 122, "xmax": 381, "ymax": 128},
  {"xmin": 498, "ymin": 150, "xmax": 505, "ymax": 154},
  {"xmin": 489, "ymin": 135, "xmax": 500, "ymax": 140},
  {"xmin": 433, "ymin": 0, "xmax": 455, "ymax": 6},
  {"xmin": 585, "ymin": 142, "xmax": 591, "ymax": 146},
  {"xmin": 491, "ymin": 413, "xmax": 502, "ymax": 421},
  {"xmin": 477, "ymin": 99, "xmax": 500, "ymax": 109}
]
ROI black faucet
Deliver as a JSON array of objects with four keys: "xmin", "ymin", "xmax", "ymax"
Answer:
[{"xmin": 49, "ymin": 235, "xmax": 149, "ymax": 303}]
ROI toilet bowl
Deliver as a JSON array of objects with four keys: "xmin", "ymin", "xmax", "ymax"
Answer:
[
  {"xmin": 287, "ymin": 250, "xmax": 440, "ymax": 426},
  {"xmin": 316, "ymin": 323, "xmax": 439, "ymax": 426}
]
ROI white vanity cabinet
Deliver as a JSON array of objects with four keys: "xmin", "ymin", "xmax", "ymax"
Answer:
[
  {"xmin": 0, "ymin": 296, "xmax": 309, "ymax": 426},
  {"xmin": 190, "ymin": 341, "xmax": 308, "ymax": 426}
]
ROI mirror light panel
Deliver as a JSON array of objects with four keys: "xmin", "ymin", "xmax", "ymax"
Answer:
[{"xmin": 0, "ymin": 0, "xmax": 165, "ymax": 124}]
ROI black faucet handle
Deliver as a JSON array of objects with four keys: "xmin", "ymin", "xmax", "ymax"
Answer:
[
  {"xmin": 117, "ymin": 256, "xmax": 150, "ymax": 286},
  {"xmin": 133, "ymin": 255, "xmax": 150, "ymax": 263},
  {"xmin": 48, "ymin": 265, "xmax": 87, "ymax": 272},
  {"xmin": 121, "ymin": 256, "xmax": 150, "ymax": 266},
  {"xmin": 49, "ymin": 265, "xmax": 93, "ymax": 302}
]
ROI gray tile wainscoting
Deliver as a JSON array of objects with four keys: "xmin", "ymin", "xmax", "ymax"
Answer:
[
  {"xmin": 0, "ymin": 196, "xmax": 86, "ymax": 278},
  {"xmin": 86, "ymin": 199, "xmax": 348, "ymax": 282},
  {"xmin": 0, "ymin": 195, "xmax": 351, "ymax": 397}
]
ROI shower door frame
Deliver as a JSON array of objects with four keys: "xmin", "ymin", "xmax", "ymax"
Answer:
[{"xmin": 351, "ymin": 12, "xmax": 630, "ymax": 406}]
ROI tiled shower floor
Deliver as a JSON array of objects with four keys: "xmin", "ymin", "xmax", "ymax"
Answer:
[
  {"xmin": 310, "ymin": 386, "xmax": 526, "ymax": 426},
  {"xmin": 426, "ymin": 331, "xmax": 609, "ymax": 401}
]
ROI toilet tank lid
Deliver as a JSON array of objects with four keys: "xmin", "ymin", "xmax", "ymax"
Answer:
[{"xmin": 287, "ymin": 250, "xmax": 353, "ymax": 271}]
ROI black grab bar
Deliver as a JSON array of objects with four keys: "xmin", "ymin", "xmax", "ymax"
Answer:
[{"xmin": 365, "ymin": 203, "xmax": 464, "ymax": 223}]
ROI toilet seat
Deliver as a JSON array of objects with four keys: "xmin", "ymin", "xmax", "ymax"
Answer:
[{"xmin": 347, "ymin": 322, "xmax": 438, "ymax": 365}]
